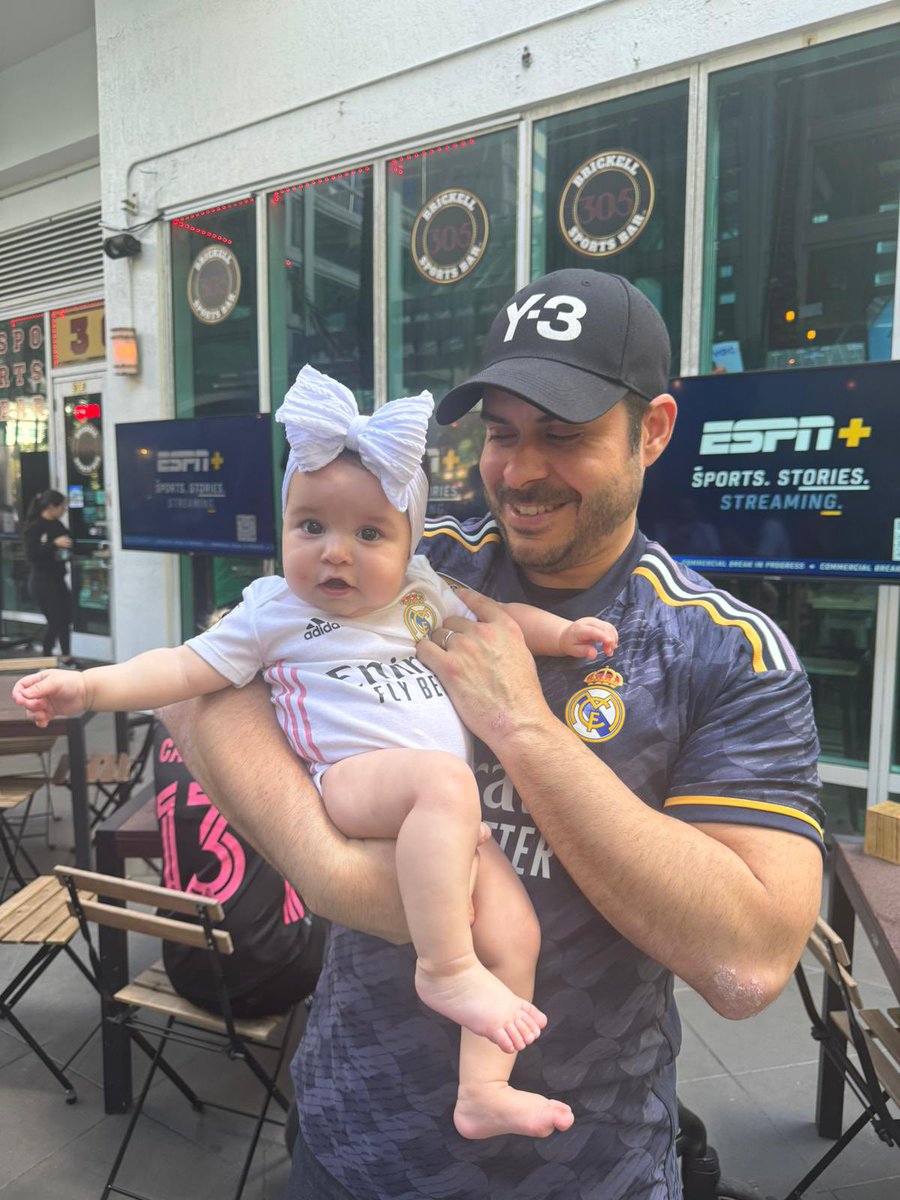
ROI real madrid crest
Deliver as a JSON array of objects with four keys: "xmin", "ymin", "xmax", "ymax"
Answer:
[
  {"xmin": 565, "ymin": 666, "xmax": 626, "ymax": 743},
  {"xmin": 411, "ymin": 189, "xmax": 489, "ymax": 285},
  {"xmin": 559, "ymin": 150, "xmax": 654, "ymax": 258},
  {"xmin": 401, "ymin": 589, "xmax": 436, "ymax": 641}
]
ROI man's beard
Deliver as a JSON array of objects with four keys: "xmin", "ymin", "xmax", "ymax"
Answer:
[{"xmin": 487, "ymin": 464, "xmax": 643, "ymax": 574}]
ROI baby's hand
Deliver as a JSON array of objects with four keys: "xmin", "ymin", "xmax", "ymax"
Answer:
[
  {"xmin": 12, "ymin": 669, "xmax": 88, "ymax": 728},
  {"xmin": 558, "ymin": 617, "xmax": 618, "ymax": 661}
]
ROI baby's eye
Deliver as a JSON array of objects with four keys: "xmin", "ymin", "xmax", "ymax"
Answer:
[
  {"xmin": 358, "ymin": 527, "xmax": 382, "ymax": 542},
  {"xmin": 300, "ymin": 519, "xmax": 324, "ymax": 535}
]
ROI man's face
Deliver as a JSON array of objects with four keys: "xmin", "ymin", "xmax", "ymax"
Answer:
[{"xmin": 479, "ymin": 390, "xmax": 645, "ymax": 586}]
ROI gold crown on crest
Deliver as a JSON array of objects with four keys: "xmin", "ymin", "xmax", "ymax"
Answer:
[
  {"xmin": 584, "ymin": 666, "xmax": 623, "ymax": 688},
  {"xmin": 402, "ymin": 590, "xmax": 425, "ymax": 605}
]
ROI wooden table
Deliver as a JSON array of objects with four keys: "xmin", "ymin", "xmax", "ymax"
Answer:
[
  {"xmin": 0, "ymin": 670, "xmax": 128, "ymax": 869},
  {"xmin": 94, "ymin": 785, "xmax": 160, "ymax": 1113},
  {"xmin": 816, "ymin": 836, "xmax": 900, "ymax": 1136}
]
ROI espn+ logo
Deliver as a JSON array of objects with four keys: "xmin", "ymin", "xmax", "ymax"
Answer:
[
  {"xmin": 503, "ymin": 294, "xmax": 586, "ymax": 343},
  {"xmin": 698, "ymin": 416, "xmax": 834, "ymax": 456}
]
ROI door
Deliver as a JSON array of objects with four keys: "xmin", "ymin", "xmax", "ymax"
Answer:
[{"xmin": 53, "ymin": 376, "xmax": 112, "ymax": 661}]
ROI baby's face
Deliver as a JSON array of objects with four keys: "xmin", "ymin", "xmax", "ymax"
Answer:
[{"xmin": 282, "ymin": 459, "xmax": 411, "ymax": 618}]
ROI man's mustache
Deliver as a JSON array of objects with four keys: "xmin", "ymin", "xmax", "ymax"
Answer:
[{"xmin": 491, "ymin": 485, "xmax": 579, "ymax": 508}]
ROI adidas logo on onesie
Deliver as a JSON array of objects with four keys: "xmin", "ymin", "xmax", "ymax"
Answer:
[{"xmin": 304, "ymin": 617, "xmax": 341, "ymax": 640}]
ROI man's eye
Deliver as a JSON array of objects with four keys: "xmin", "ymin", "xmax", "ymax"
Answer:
[
  {"xmin": 358, "ymin": 527, "xmax": 382, "ymax": 542},
  {"xmin": 300, "ymin": 519, "xmax": 324, "ymax": 535},
  {"xmin": 485, "ymin": 429, "xmax": 514, "ymax": 443},
  {"xmin": 547, "ymin": 432, "xmax": 580, "ymax": 444}
]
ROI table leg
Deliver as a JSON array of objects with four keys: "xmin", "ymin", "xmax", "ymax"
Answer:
[
  {"xmin": 95, "ymin": 826, "xmax": 133, "ymax": 1114},
  {"xmin": 815, "ymin": 860, "xmax": 855, "ymax": 1138},
  {"xmin": 66, "ymin": 717, "xmax": 91, "ymax": 870}
]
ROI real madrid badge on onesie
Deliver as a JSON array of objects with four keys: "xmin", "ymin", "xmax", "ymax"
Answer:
[{"xmin": 402, "ymin": 590, "xmax": 436, "ymax": 642}]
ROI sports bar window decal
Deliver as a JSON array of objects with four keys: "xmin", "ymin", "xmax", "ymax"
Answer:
[{"xmin": 559, "ymin": 150, "xmax": 655, "ymax": 258}]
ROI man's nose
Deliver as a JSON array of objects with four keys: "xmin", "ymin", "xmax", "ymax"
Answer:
[{"xmin": 503, "ymin": 442, "xmax": 549, "ymax": 490}]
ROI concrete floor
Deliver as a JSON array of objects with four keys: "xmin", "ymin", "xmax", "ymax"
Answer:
[{"xmin": 0, "ymin": 714, "xmax": 898, "ymax": 1200}]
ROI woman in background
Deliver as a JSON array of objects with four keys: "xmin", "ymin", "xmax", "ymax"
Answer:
[{"xmin": 24, "ymin": 489, "xmax": 74, "ymax": 662}]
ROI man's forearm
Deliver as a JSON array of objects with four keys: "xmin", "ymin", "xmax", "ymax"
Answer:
[
  {"xmin": 158, "ymin": 682, "xmax": 410, "ymax": 942},
  {"xmin": 490, "ymin": 707, "xmax": 820, "ymax": 1016}
]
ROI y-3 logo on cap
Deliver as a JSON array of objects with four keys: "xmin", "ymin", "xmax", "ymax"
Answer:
[{"xmin": 503, "ymin": 294, "xmax": 587, "ymax": 343}]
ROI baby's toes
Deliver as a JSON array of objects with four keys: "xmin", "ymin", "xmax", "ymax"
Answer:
[{"xmin": 524, "ymin": 1001, "xmax": 547, "ymax": 1029}]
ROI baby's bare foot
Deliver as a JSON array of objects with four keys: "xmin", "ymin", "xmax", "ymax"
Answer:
[
  {"xmin": 415, "ymin": 956, "xmax": 546, "ymax": 1052},
  {"xmin": 454, "ymin": 1082, "xmax": 575, "ymax": 1140}
]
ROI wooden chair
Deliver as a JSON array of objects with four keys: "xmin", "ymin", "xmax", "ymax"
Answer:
[
  {"xmin": 0, "ymin": 733, "xmax": 62, "ymax": 853},
  {"xmin": 53, "ymin": 714, "xmax": 156, "ymax": 829},
  {"xmin": 0, "ymin": 776, "xmax": 44, "ymax": 898},
  {"xmin": 56, "ymin": 865, "xmax": 297, "ymax": 1200},
  {"xmin": 0, "ymin": 875, "xmax": 97, "ymax": 1102},
  {"xmin": 789, "ymin": 916, "xmax": 900, "ymax": 1198}
]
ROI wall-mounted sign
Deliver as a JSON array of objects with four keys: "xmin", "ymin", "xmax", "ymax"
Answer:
[
  {"xmin": 638, "ymin": 362, "xmax": 900, "ymax": 581},
  {"xmin": 0, "ymin": 314, "xmax": 45, "ymax": 397},
  {"xmin": 411, "ymin": 188, "xmax": 489, "ymax": 284},
  {"xmin": 188, "ymin": 245, "xmax": 242, "ymax": 323},
  {"xmin": 559, "ymin": 150, "xmax": 654, "ymax": 257},
  {"xmin": 51, "ymin": 302, "xmax": 106, "ymax": 366}
]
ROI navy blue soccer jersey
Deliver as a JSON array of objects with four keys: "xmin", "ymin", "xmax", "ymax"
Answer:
[{"xmin": 293, "ymin": 517, "xmax": 822, "ymax": 1200}]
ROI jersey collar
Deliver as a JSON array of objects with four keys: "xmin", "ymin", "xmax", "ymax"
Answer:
[{"xmin": 488, "ymin": 525, "xmax": 647, "ymax": 618}]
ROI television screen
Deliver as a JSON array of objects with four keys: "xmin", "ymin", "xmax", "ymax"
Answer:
[
  {"xmin": 638, "ymin": 361, "xmax": 900, "ymax": 582},
  {"xmin": 115, "ymin": 414, "xmax": 275, "ymax": 556}
]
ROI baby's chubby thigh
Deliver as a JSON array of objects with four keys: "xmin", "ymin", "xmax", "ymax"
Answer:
[{"xmin": 320, "ymin": 748, "xmax": 481, "ymax": 841}]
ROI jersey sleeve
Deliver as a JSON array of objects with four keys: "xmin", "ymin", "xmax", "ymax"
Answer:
[
  {"xmin": 184, "ymin": 578, "xmax": 270, "ymax": 687},
  {"xmin": 665, "ymin": 663, "xmax": 825, "ymax": 853},
  {"xmin": 409, "ymin": 555, "xmax": 475, "ymax": 622}
]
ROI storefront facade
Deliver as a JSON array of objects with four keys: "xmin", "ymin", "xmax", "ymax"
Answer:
[{"xmin": 95, "ymin": 0, "xmax": 900, "ymax": 834}]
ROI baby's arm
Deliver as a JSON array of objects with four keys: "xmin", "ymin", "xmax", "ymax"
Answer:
[
  {"xmin": 450, "ymin": 586, "xmax": 616, "ymax": 661},
  {"xmin": 13, "ymin": 647, "xmax": 229, "ymax": 728}
]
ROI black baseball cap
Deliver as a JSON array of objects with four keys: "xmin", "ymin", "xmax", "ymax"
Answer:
[{"xmin": 436, "ymin": 269, "xmax": 671, "ymax": 425}]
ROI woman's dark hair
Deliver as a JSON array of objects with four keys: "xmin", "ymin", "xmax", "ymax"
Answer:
[{"xmin": 25, "ymin": 489, "xmax": 66, "ymax": 525}]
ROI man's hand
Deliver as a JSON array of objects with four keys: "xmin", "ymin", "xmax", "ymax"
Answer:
[
  {"xmin": 13, "ymin": 669, "xmax": 87, "ymax": 727},
  {"xmin": 419, "ymin": 590, "xmax": 553, "ymax": 749},
  {"xmin": 558, "ymin": 616, "xmax": 618, "ymax": 660}
]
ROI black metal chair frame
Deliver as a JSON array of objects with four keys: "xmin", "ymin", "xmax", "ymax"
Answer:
[
  {"xmin": 58, "ymin": 865, "xmax": 298, "ymax": 1200},
  {"xmin": 787, "ymin": 945, "xmax": 899, "ymax": 1199}
]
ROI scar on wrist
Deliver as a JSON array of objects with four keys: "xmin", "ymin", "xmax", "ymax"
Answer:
[{"xmin": 490, "ymin": 713, "xmax": 507, "ymax": 732}]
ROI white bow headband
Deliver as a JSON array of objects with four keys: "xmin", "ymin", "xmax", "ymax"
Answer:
[{"xmin": 275, "ymin": 365, "xmax": 433, "ymax": 554}]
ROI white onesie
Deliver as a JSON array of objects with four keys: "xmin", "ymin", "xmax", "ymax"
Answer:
[{"xmin": 185, "ymin": 555, "xmax": 473, "ymax": 789}]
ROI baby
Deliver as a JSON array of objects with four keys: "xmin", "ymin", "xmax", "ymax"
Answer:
[{"xmin": 15, "ymin": 365, "xmax": 617, "ymax": 1140}]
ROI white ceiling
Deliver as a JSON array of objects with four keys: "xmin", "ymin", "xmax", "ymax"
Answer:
[{"xmin": 0, "ymin": 0, "xmax": 95, "ymax": 73}]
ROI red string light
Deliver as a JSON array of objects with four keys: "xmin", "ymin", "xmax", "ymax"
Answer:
[
  {"xmin": 389, "ymin": 139, "xmax": 475, "ymax": 176},
  {"xmin": 270, "ymin": 166, "xmax": 370, "ymax": 204},
  {"xmin": 171, "ymin": 218, "xmax": 233, "ymax": 244},
  {"xmin": 180, "ymin": 197, "xmax": 256, "ymax": 222},
  {"xmin": 10, "ymin": 313, "xmax": 43, "ymax": 326}
]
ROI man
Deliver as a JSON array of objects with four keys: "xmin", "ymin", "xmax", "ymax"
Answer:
[{"xmin": 167, "ymin": 269, "xmax": 823, "ymax": 1199}]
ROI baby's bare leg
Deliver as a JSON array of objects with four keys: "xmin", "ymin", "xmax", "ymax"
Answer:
[
  {"xmin": 455, "ymin": 839, "xmax": 574, "ymax": 1140},
  {"xmin": 322, "ymin": 750, "xmax": 545, "ymax": 1052}
]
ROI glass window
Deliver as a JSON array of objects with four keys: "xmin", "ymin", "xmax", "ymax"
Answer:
[
  {"xmin": 171, "ymin": 199, "xmax": 259, "ymax": 416},
  {"xmin": 386, "ymin": 131, "xmax": 518, "ymax": 517},
  {"xmin": 703, "ymin": 27, "xmax": 900, "ymax": 374},
  {"xmin": 268, "ymin": 168, "xmax": 374, "ymax": 419},
  {"xmin": 0, "ymin": 313, "xmax": 49, "ymax": 618},
  {"xmin": 717, "ymin": 575, "xmax": 876, "ymax": 768},
  {"xmin": 532, "ymin": 83, "xmax": 689, "ymax": 373},
  {"xmin": 171, "ymin": 201, "xmax": 262, "ymax": 635},
  {"xmin": 819, "ymin": 781, "xmax": 868, "ymax": 839}
]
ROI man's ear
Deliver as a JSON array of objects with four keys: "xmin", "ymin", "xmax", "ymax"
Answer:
[{"xmin": 641, "ymin": 394, "xmax": 677, "ymax": 468}]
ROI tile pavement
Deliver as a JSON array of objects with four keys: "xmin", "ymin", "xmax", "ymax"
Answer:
[{"xmin": 0, "ymin": 715, "xmax": 897, "ymax": 1199}]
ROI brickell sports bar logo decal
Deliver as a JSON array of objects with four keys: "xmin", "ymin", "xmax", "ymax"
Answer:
[
  {"xmin": 187, "ymin": 245, "xmax": 242, "ymax": 324},
  {"xmin": 559, "ymin": 150, "xmax": 654, "ymax": 258},
  {"xmin": 411, "ymin": 189, "xmax": 489, "ymax": 284},
  {"xmin": 565, "ymin": 667, "xmax": 626, "ymax": 743}
]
